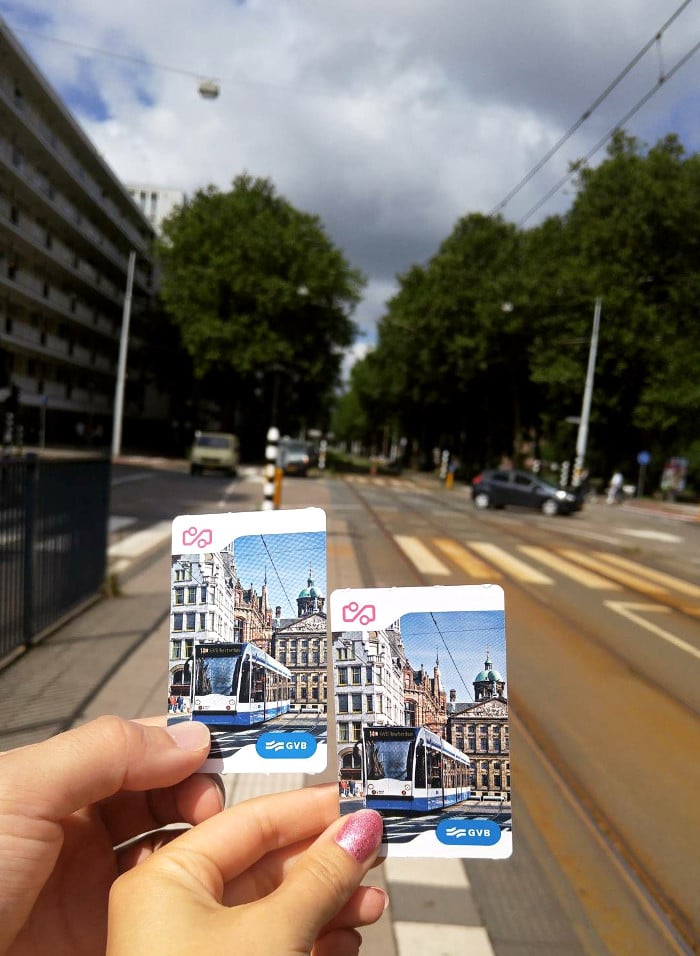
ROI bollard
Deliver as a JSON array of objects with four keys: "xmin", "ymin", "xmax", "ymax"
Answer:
[
  {"xmin": 445, "ymin": 466, "xmax": 455, "ymax": 490},
  {"xmin": 262, "ymin": 426, "xmax": 280, "ymax": 510},
  {"xmin": 318, "ymin": 438, "xmax": 327, "ymax": 470},
  {"xmin": 273, "ymin": 465, "xmax": 283, "ymax": 508}
]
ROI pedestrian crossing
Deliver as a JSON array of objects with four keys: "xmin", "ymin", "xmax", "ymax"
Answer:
[{"xmin": 390, "ymin": 534, "xmax": 699, "ymax": 603}]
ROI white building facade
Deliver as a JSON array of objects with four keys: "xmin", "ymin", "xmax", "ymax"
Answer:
[{"xmin": 126, "ymin": 184, "xmax": 185, "ymax": 235}]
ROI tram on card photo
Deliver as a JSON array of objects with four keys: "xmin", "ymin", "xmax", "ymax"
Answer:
[
  {"xmin": 191, "ymin": 641, "xmax": 292, "ymax": 727},
  {"xmin": 361, "ymin": 724, "xmax": 471, "ymax": 813}
]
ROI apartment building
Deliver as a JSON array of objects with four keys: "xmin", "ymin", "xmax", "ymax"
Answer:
[{"xmin": 0, "ymin": 18, "xmax": 157, "ymax": 448}]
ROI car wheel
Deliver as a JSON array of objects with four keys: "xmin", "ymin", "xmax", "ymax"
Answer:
[
  {"xmin": 541, "ymin": 498, "xmax": 559, "ymax": 516},
  {"xmin": 473, "ymin": 491, "xmax": 491, "ymax": 510}
]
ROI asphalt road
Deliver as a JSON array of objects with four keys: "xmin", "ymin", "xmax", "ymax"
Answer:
[{"xmin": 110, "ymin": 463, "xmax": 700, "ymax": 955}]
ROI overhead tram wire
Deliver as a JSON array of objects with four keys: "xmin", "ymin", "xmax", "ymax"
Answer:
[
  {"xmin": 8, "ymin": 24, "xmax": 215, "ymax": 83},
  {"xmin": 489, "ymin": 0, "xmax": 695, "ymax": 218},
  {"xmin": 517, "ymin": 35, "xmax": 700, "ymax": 226},
  {"xmin": 428, "ymin": 613, "xmax": 474, "ymax": 700}
]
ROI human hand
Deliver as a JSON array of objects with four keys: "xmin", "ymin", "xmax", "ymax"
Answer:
[
  {"xmin": 107, "ymin": 784, "xmax": 387, "ymax": 956},
  {"xmin": 0, "ymin": 715, "xmax": 221, "ymax": 956}
]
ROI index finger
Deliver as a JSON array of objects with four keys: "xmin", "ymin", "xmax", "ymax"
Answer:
[
  {"xmin": 0, "ymin": 715, "xmax": 211, "ymax": 821},
  {"xmin": 151, "ymin": 783, "xmax": 340, "ymax": 890}
]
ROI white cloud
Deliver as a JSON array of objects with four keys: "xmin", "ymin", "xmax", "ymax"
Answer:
[{"xmin": 10, "ymin": 0, "xmax": 700, "ymax": 353}]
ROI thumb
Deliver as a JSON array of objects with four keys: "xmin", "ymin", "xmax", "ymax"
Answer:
[{"xmin": 269, "ymin": 809, "xmax": 385, "ymax": 951}]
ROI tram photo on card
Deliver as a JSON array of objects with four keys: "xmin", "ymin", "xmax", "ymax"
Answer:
[
  {"xmin": 330, "ymin": 585, "xmax": 511, "ymax": 859},
  {"xmin": 168, "ymin": 507, "xmax": 328, "ymax": 774}
]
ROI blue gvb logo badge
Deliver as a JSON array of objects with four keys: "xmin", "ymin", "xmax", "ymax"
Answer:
[
  {"xmin": 436, "ymin": 818, "xmax": 501, "ymax": 846},
  {"xmin": 256, "ymin": 732, "xmax": 318, "ymax": 760}
]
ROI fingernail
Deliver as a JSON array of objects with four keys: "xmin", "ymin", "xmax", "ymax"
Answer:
[
  {"xmin": 166, "ymin": 720, "xmax": 211, "ymax": 751},
  {"xmin": 335, "ymin": 809, "xmax": 384, "ymax": 863}
]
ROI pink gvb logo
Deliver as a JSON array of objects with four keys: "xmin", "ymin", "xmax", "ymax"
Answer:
[
  {"xmin": 342, "ymin": 601, "xmax": 376, "ymax": 626},
  {"xmin": 182, "ymin": 526, "xmax": 213, "ymax": 549}
]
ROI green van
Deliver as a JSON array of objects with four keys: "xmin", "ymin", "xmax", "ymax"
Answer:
[{"xmin": 189, "ymin": 431, "xmax": 240, "ymax": 476}]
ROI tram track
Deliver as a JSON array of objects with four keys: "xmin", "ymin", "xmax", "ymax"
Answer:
[{"xmin": 339, "ymin": 476, "xmax": 699, "ymax": 955}]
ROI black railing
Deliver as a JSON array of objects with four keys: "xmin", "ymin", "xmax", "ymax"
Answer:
[{"xmin": 0, "ymin": 455, "xmax": 110, "ymax": 658}]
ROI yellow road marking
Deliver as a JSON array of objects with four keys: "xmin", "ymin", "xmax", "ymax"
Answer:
[
  {"xmin": 433, "ymin": 538, "xmax": 502, "ymax": 580},
  {"xmin": 519, "ymin": 546, "xmax": 621, "ymax": 590}
]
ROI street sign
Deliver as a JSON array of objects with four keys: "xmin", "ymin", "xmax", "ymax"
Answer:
[{"xmin": 637, "ymin": 451, "xmax": 651, "ymax": 466}]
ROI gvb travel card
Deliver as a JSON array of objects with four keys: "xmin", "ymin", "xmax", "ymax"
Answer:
[
  {"xmin": 330, "ymin": 585, "xmax": 511, "ymax": 859},
  {"xmin": 168, "ymin": 507, "xmax": 328, "ymax": 774}
]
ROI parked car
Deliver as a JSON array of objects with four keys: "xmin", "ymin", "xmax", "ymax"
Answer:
[
  {"xmin": 189, "ymin": 431, "xmax": 240, "ymax": 476},
  {"xmin": 278, "ymin": 439, "xmax": 311, "ymax": 476},
  {"xmin": 470, "ymin": 469, "xmax": 583, "ymax": 516}
]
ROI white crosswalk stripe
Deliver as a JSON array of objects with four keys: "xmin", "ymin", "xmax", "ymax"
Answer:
[
  {"xmin": 467, "ymin": 542, "xmax": 554, "ymax": 585},
  {"xmin": 395, "ymin": 535, "xmax": 451, "ymax": 576}
]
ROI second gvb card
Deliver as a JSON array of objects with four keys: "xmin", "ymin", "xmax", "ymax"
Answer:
[
  {"xmin": 168, "ymin": 507, "xmax": 327, "ymax": 774},
  {"xmin": 330, "ymin": 585, "xmax": 511, "ymax": 859}
]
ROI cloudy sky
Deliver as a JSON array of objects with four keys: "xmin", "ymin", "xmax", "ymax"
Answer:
[{"xmin": 5, "ymin": 1, "xmax": 700, "ymax": 355}]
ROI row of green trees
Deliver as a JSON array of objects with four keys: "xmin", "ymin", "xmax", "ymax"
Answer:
[{"xmin": 333, "ymin": 132, "xmax": 700, "ymax": 488}]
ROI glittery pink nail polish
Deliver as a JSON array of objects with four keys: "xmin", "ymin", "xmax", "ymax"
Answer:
[{"xmin": 335, "ymin": 809, "xmax": 384, "ymax": 863}]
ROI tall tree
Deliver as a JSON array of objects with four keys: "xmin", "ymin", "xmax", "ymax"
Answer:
[{"xmin": 157, "ymin": 174, "xmax": 364, "ymax": 449}]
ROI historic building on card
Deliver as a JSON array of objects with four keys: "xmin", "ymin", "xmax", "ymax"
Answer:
[
  {"xmin": 402, "ymin": 655, "xmax": 448, "ymax": 736},
  {"xmin": 446, "ymin": 651, "xmax": 510, "ymax": 801},
  {"xmin": 272, "ymin": 572, "xmax": 327, "ymax": 710}
]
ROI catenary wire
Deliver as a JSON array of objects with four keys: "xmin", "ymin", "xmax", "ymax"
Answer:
[
  {"xmin": 489, "ymin": 0, "xmax": 695, "ymax": 217},
  {"xmin": 517, "ymin": 35, "xmax": 700, "ymax": 226}
]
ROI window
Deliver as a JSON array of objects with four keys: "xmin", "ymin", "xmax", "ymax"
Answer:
[
  {"xmin": 174, "ymin": 588, "xmax": 184, "ymax": 605},
  {"xmin": 234, "ymin": 618, "xmax": 244, "ymax": 641},
  {"xmin": 184, "ymin": 639, "xmax": 194, "ymax": 658},
  {"xmin": 171, "ymin": 639, "xmax": 182, "ymax": 658},
  {"xmin": 351, "ymin": 722, "xmax": 362, "ymax": 741},
  {"xmin": 173, "ymin": 613, "xmax": 183, "ymax": 631},
  {"xmin": 351, "ymin": 694, "xmax": 362, "ymax": 713},
  {"xmin": 338, "ymin": 723, "xmax": 349, "ymax": 742},
  {"xmin": 187, "ymin": 586, "xmax": 197, "ymax": 603},
  {"xmin": 200, "ymin": 586, "xmax": 208, "ymax": 602},
  {"xmin": 366, "ymin": 665, "xmax": 373, "ymax": 683},
  {"xmin": 185, "ymin": 613, "xmax": 196, "ymax": 631},
  {"xmin": 351, "ymin": 666, "xmax": 362, "ymax": 685},
  {"xmin": 198, "ymin": 613, "xmax": 206, "ymax": 630},
  {"xmin": 337, "ymin": 668, "xmax": 348, "ymax": 686},
  {"xmin": 366, "ymin": 694, "xmax": 374, "ymax": 713},
  {"xmin": 337, "ymin": 694, "xmax": 348, "ymax": 713}
]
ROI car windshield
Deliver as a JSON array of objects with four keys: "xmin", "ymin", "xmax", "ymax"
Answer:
[
  {"xmin": 196, "ymin": 436, "xmax": 230, "ymax": 448},
  {"xmin": 282, "ymin": 442, "xmax": 307, "ymax": 456}
]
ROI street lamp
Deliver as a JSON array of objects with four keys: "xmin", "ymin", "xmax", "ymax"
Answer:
[
  {"xmin": 111, "ymin": 250, "xmax": 136, "ymax": 460},
  {"xmin": 572, "ymin": 296, "xmax": 602, "ymax": 487}
]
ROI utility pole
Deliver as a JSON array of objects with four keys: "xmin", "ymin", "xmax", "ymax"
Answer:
[
  {"xmin": 572, "ymin": 296, "xmax": 602, "ymax": 487},
  {"xmin": 111, "ymin": 250, "xmax": 136, "ymax": 460}
]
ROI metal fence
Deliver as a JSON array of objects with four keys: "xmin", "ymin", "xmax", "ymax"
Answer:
[{"xmin": 0, "ymin": 455, "xmax": 110, "ymax": 658}]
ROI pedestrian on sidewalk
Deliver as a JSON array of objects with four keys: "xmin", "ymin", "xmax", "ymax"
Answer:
[
  {"xmin": 606, "ymin": 469, "xmax": 624, "ymax": 504},
  {"xmin": 0, "ymin": 715, "xmax": 387, "ymax": 956}
]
